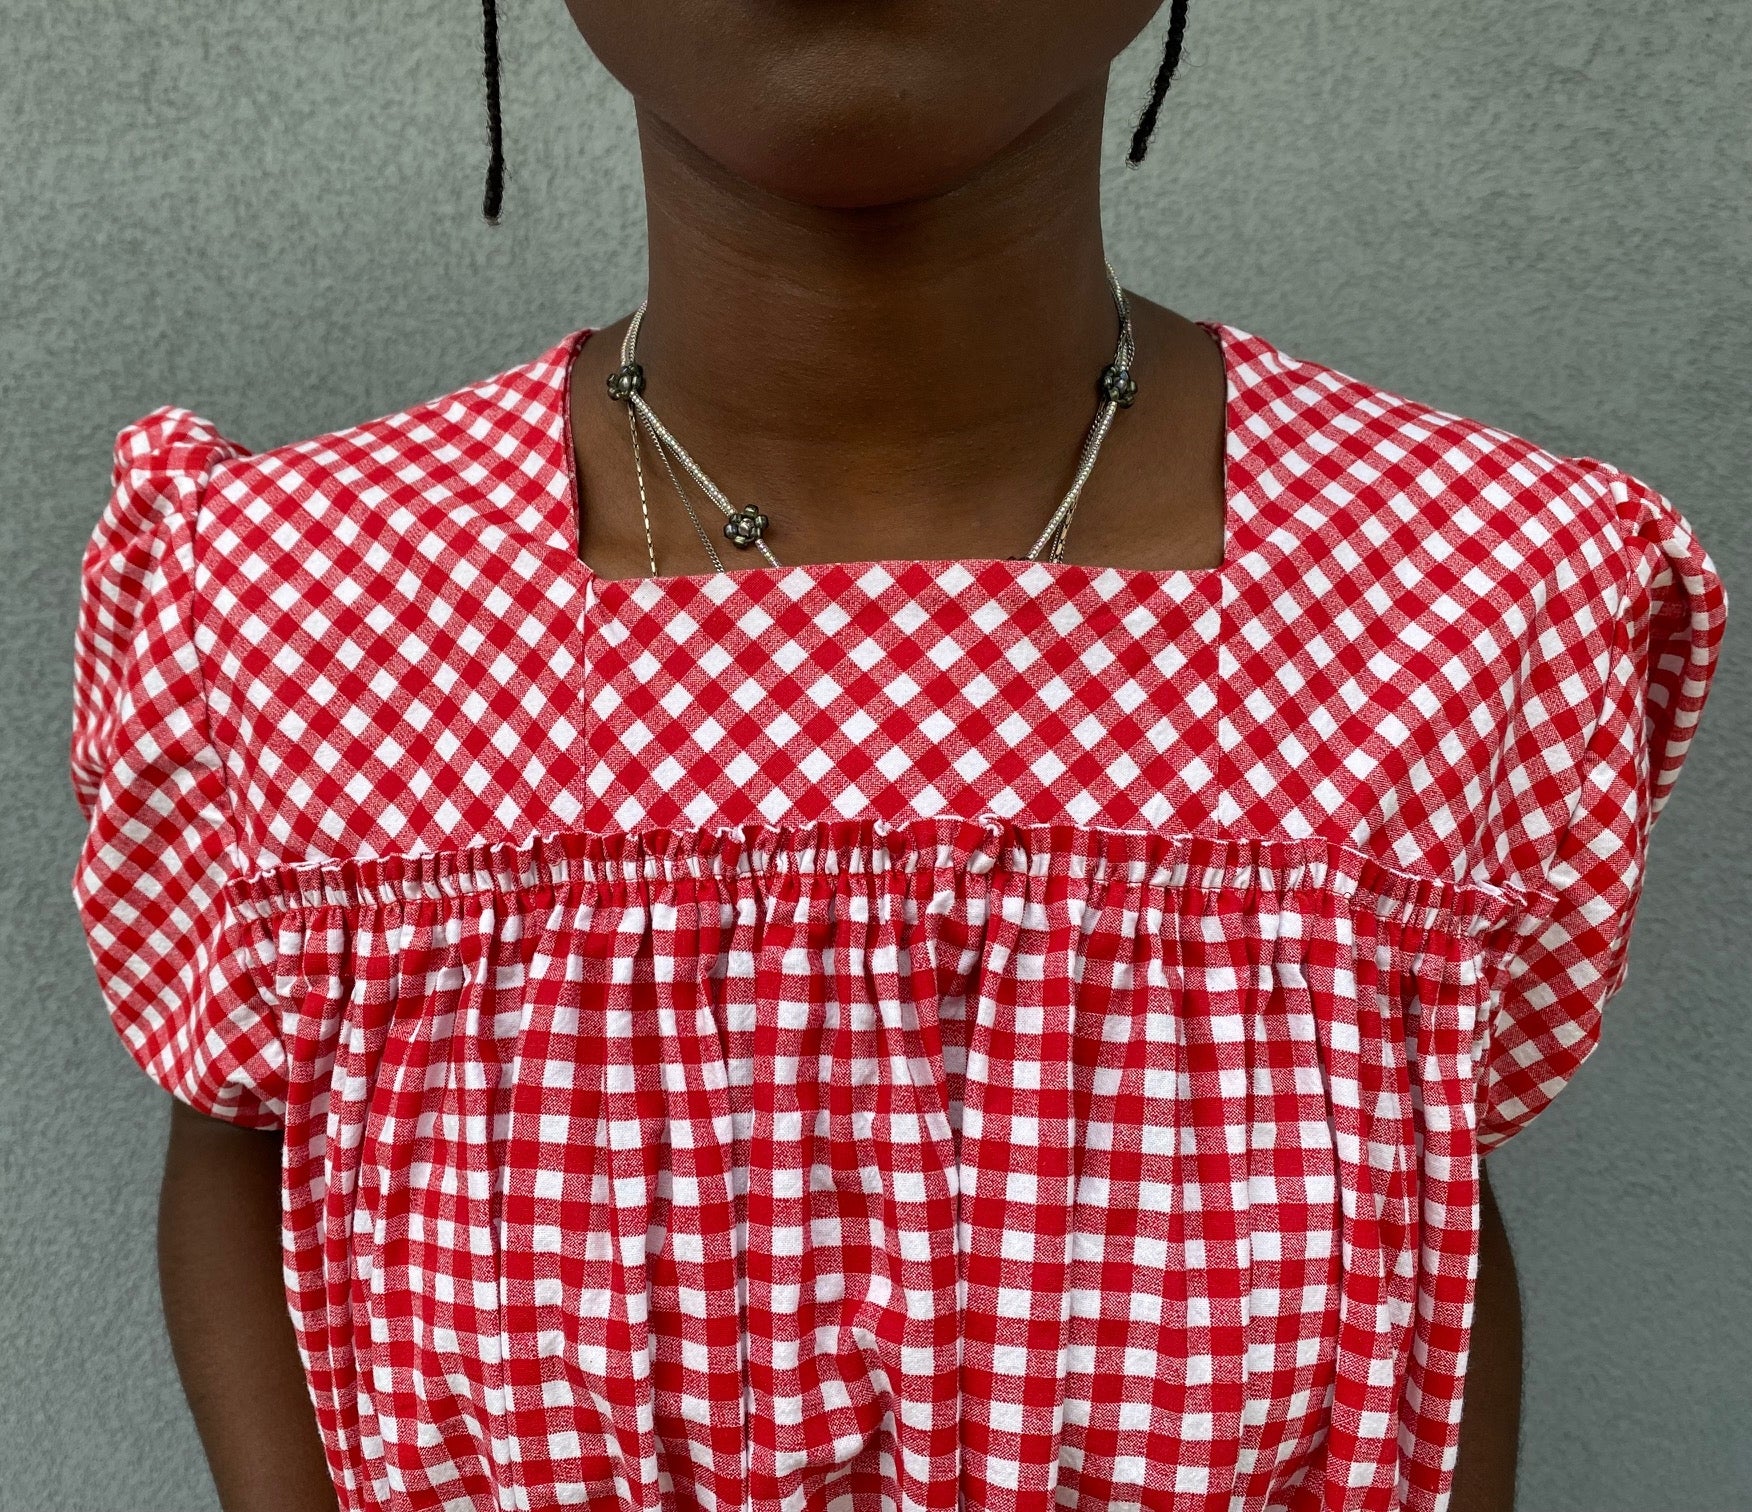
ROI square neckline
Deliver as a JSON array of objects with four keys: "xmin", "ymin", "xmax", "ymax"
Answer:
[{"xmin": 553, "ymin": 317, "xmax": 1246, "ymax": 596}]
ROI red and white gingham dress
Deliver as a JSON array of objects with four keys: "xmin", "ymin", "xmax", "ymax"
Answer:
[{"xmin": 70, "ymin": 323, "xmax": 1723, "ymax": 1512}]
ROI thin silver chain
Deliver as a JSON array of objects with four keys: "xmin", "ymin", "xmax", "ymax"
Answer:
[
  {"xmin": 1029, "ymin": 270, "xmax": 1137, "ymax": 564},
  {"xmin": 617, "ymin": 304, "xmax": 783, "ymax": 570},
  {"xmin": 624, "ymin": 402, "xmax": 658, "ymax": 577},
  {"xmin": 626, "ymin": 391, "xmax": 726, "ymax": 574},
  {"xmin": 645, "ymin": 410, "xmax": 725, "ymax": 572},
  {"xmin": 611, "ymin": 260, "xmax": 1136, "ymax": 574}
]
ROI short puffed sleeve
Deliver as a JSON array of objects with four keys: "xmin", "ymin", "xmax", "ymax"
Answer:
[
  {"xmin": 69, "ymin": 407, "xmax": 286, "ymax": 1128},
  {"xmin": 1477, "ymin": 464, "xmax": 1727, "ymax": 1150}
]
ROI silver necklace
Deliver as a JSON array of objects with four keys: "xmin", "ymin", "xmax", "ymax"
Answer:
[{"xmin": 605, "ymin": 260, "xmax": 1138, "ymax": 575}]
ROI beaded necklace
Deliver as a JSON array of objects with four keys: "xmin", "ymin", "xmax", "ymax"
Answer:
[{"xmin": 604, "ymin": 261, "xmax": 1138, "ymax": 575}]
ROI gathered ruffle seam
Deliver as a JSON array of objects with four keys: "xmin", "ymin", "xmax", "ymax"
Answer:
[{"xmin": 224, "ymin": 815, "xmax": 1551, "ymax": 948}]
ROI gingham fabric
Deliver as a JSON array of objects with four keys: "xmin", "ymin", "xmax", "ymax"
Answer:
[{"xmin": 69, "ymin": 323, "xmax": 1724, "ymax": 1512}]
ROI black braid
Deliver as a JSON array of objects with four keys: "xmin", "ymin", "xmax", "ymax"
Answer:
[
  {"xmin": 1127, "ymin": 0, "xmax": 1190, "ymax": 167},
  {"xmin": 481, "ymin": 0, "xmax": 505, "ymax": 222}
]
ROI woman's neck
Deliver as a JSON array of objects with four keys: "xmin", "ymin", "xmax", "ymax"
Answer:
[
  {"xmin": 630, "ymin": 85, "xmax": 1118, "ymax": 524},
  {"xmin": 638, "ymin": 86, "xmax": 1114, "ymax": 430},
  {"xmin": 572, "ymin": 77, "xmax": 1227, "ymax": 574}
]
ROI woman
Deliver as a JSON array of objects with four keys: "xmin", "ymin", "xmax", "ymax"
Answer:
[{"xmin": 68, "ymin": 4, "xmax": 1724, "ymax": 1510}]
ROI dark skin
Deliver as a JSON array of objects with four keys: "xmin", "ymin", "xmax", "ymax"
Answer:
[
  {"xmin": 160, "ymin": 1105, "xmax": 337, "ymax": 1512},
  {"xmin": 159, "ymin": 3, "xmax": 1521, "ymax": 1507}
]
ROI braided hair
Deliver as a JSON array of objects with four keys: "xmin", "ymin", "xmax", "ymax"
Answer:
[
  {"xmin": 481, "ymin": 0, "xmax": 505, "ymax": 222},
  {"xmin": 477, "ymin": 0, "xmax": 1189, "ymax": 220},
  {"xmin": 1127, "ymin": 0, "xmax": 1190, "ymax": 167}
]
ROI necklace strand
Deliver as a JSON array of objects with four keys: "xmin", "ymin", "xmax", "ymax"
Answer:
[
  {"xmin": 645, "ymin": 409, "xmax": 726, "ymax": 572},
  {"xmin": 1028, "ymin": 276, "xmax": 1137, "ymax": 563},
  {"xmin": 607, "ymin": 260, "xmax": 1138, "ymax": 575}
]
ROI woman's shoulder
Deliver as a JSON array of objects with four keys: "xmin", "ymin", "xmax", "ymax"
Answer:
[
  {"xmin": 101, "ymin": 331, "xmax": 584, "ymax": 594},
  {"xmin": 85, "ymin": 329, "xmax": 590, "ymax": 764},
  {"xmin": 173, "ymin": 330, "xmax": 583, "ymax": 544},
  {"xmin": 1211, "ymin": 321, "xmax": 1706, "ymax": 602},
  {"xmin": 1208, "ymin": 323, "xmax": 1725, "ymax": 913},
  {"xmin": 1217, "ymin": 315, "xmax": 1725, "ymax": 725}
]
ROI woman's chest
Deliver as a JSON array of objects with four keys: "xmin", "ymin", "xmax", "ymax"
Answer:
[{"xmin": 196, "ymin": 520, "xmax": 1521, "ymax": 883}]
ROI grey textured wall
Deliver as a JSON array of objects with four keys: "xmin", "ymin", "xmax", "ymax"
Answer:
[{"xmin": 3, "ymin": 3, "xmax": 1745, "ymax": 1508}]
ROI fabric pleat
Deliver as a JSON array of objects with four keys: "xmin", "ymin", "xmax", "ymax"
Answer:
[{"xmin": 236, "ymin": 818, "xmax": 1532, "ymax": 1512}]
